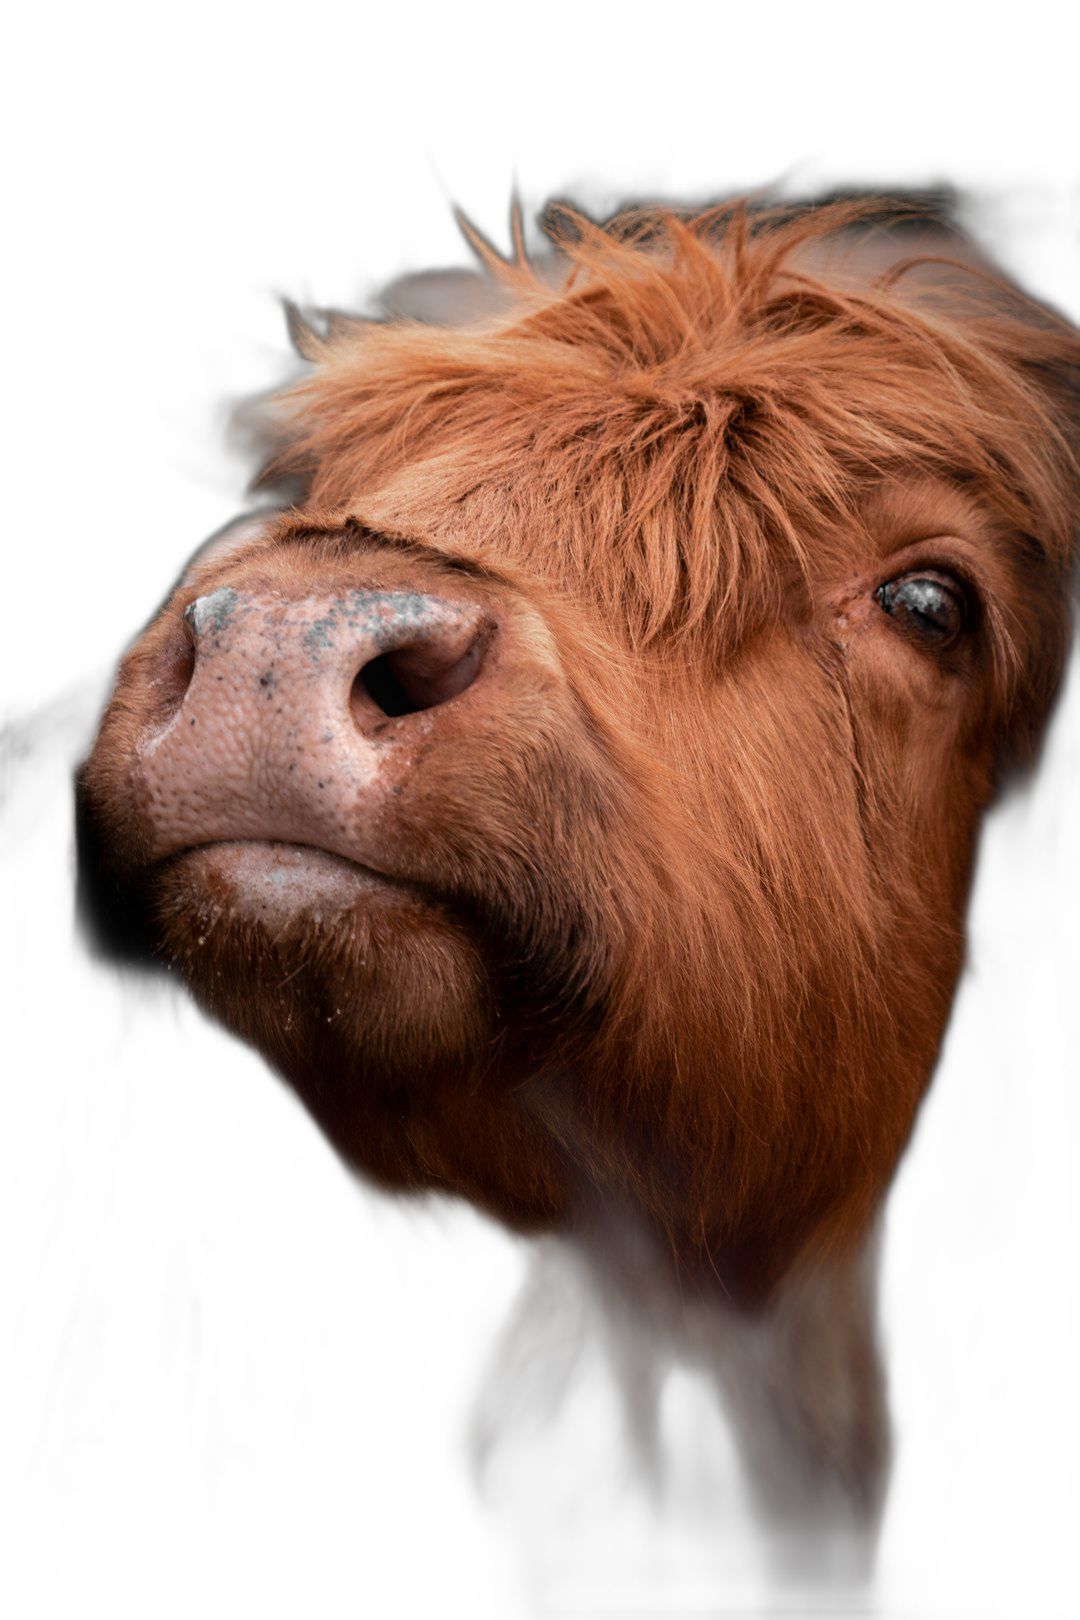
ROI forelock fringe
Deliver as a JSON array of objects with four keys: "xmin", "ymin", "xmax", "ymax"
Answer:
[{"xmin": 255, "ymin": 197, "xmax": 1080, "ymax": 653}]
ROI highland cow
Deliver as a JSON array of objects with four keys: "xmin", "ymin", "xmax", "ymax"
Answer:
[{"xmin": 75, "ymin": 197, "xmax": 1080, "ymax": 1568}]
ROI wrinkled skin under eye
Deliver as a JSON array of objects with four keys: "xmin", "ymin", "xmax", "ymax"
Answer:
[{"xmin": 875, "ymin": 571, "xmax": 968, "ymax": 647}]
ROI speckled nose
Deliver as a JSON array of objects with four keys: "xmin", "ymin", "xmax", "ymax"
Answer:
[
  {"xmin": 137, "ymin": 586, "xmax": 488, "ymax": 863},
  {"xmin": 181, "ymin": 586, "xmax": 487, "ymax": 723}
]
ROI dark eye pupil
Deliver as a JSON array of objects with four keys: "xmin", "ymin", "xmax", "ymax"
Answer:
[{"xmin": 876, "ymin": 576, "xmax": 963, "ymax": 640}]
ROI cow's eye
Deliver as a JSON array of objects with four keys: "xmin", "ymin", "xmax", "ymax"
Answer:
[{"xmin": 874, "ymin": 571, "xmax": 967, "ymax": 648}]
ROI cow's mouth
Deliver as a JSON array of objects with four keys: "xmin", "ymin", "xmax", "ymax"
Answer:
[{"xmin": 174, "ymin": 839, "xmax": 420, "ymax": 924}]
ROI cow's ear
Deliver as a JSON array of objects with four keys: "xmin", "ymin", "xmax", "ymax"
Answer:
[
  {"xmin": 1023, "ymin": 338, "xmax": 1080, "ymax": 466},
  {"xmin": 383, "ymin": 265, "xmax": 527, "ymax": 328},
  {"xmin": 223, "ymin": 362, "xmax": 314, "ymax": 502},
  {"xmin": 1016, "ymin": 332, "xmax": 1080, "ymax": 605}
]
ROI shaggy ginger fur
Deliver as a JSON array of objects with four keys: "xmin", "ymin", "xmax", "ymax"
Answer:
[{"xmin": 76, "ymin": 196, "xmax": 1080, "ymax": 1559}]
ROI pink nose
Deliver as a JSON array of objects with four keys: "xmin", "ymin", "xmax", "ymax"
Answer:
[{"xmin": 138, "ymin": 586, "xmax": 488, "ymax": 862}]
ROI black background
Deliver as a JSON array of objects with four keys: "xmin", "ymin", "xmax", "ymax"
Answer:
[{"xmin": 6, "ymin": 82, "xmax": 1075, "ymax": 1613}]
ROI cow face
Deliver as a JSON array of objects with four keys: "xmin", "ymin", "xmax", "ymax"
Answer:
[{"xmin": 76, "ymin": 201, "xmax": 1080, "ymax": 1307}]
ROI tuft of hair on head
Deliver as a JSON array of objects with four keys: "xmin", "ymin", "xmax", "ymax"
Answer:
[{"xmin": 252, "ymin": 194, "xmax": 1080, "ymax": 689}]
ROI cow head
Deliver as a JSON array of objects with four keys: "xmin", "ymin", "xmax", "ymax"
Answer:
[{"xmin": 76, "ymin": 201, "xmax": 1080, "ymax": 1537}]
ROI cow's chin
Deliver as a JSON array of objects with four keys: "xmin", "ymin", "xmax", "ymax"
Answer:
[{"xmin": 149, "ymin": 841, "xmax": 500, "ymax": 1182}]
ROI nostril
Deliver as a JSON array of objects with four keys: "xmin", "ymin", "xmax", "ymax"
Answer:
[
  {"xmin": 354, "ymin": 632, "xmax": 488, "ymax": 720},
  {"xmin": 357, "ymin": 653, "xmax": 419, "ymax": 718}
]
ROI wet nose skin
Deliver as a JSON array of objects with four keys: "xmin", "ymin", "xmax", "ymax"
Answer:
[{"xmin": 138, "ymin": 586, "xmax": 486, "ymax": 866}]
